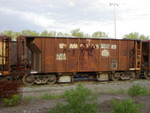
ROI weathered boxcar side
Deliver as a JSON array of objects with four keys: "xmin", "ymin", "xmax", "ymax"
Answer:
[
  {"xmin": 141, "ymin": 40, "xmax": 150, "ymax": 79},
  {"xmin": 17, "ymin": 36, "xmax": 142, "ymax": 85},
  {"xmin": 0, "ymin": 35, "xmax": 11, "ymax": 76}
]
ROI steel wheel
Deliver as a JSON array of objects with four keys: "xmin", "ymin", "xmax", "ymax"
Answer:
[
  {"xmin": 22, "ymin": 74, "xmax": 34, "ymax": 86},
  {"xmin": 129, "ymin": 72, "xmax": 135, "ymax": 80},
  {"xmin": 47, "ymin": 74, "xmax": 57, "ymax": 84},
  {"xmin": 111, "ymin": 73, "xmax": 120, "ymax": 81},
  {"xmin": 120, "ymin": 73, "xmax": 126, "ymax": 80},
  {"xmin": 144, "ymin": 70, "xmax": 150, "ymax": 79}
]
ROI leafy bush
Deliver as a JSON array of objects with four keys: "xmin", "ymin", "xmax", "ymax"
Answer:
[
  {"xmin": 49, "ymin": 83, "xmax": 98, "ymax": 113},
  {"xmin": 3, "ymin": 94, "xmax": 21, "ymax": 106},
  {"xmin": 128, "ymin": 84, "xmax": 150, "ymax": 96},
  {"xmin": 110, "ymin": 99, "xmax": 143, "ymax": 113}
]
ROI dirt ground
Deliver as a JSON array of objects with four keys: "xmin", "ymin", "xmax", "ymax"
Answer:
[{"xmin": 0, "ymin": 79, "xmax": 150, "ymax": 113}]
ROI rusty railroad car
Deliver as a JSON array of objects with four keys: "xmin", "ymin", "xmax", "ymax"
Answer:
[
  {"xmin": 0, "ymin": 36, "xmax": 11, "ymax": 77},
  {"xmin": 16, "ymin": 36, "xmax": 150, "ymax": 85}
]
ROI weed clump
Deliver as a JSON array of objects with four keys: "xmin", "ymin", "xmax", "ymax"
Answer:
[
  {"xmin": 128, "ymin": 84, "xmax": 150, "ymax": 96},
  {"xmin": 49, "ymin": 83, "xmax": 98, "ymax": 113},
  {"xmin": 3, "ymin": 94, "xmax": 21, "ymax": 106},
  {"xmin": 40, "ymin": 93, "xmax": 64, "ymax": 100},
  {"xmin": 110, "ymin": 99, "xmax": 143, "ymax": 113},
  {"xmin": 41, "ymin": 93, "xmax": 56, "ymax": 100}
]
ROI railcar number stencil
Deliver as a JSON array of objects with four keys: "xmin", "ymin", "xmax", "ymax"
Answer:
[
  {"xmin": 69, "ymin": 44, "xmax": 78, "ymax": 49},
  {"xmin": 58, "ymin": 43, "xmax": 116, "ymax": 50},
  {"xmin": 59, "ymin": 43, "xmax": 66, "ymax": 49},
  {"xmin": 56, "ymin": 53, "xmax": 66, "ymax": 60},
  {"xmin": 102, "ymin": 50, "xmax": 109, "ymax": 57},
  {"xmin": 111, "ymin": 45, "xmax": 116, "ymax": 49},
  {"xmin": 101, "ymin": 44, "xmax": 109, "ymax": 49}
]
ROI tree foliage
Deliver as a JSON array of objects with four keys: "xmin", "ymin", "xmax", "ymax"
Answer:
[
  {"xmin": 70, "ymin": 28, "xmax": 84, "ymax": 38},
  {"xmin": 0, "ymin": 29, "xmax": 149, "ymax": 40},
  {"xmin": 123, "ymin": 32, "xmax": 149, "ymax": 40},
  {"xmin": 21, "ymin": 29, "xmax": 39, "ymax": 36},
  {"xmin": 92, "ymin": 31, "xmax": 108, "ymax": 38},
  {"xmin": 0, "ymin": 30, "xmax": 19, "ymax": 40}
]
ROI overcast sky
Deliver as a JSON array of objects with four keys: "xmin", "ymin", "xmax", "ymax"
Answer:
[{"xmin": 0, "ymin": 0, "xmax": 150, "ymax": 38}]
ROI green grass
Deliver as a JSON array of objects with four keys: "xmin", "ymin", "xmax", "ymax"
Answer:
[
  {"xmin": 3, "ymin": 94, "xmax": 21, "ymax": 106},
  {"xmin": 99, "ymin": 89, "xmax": 126, "ymax": 95},
  {"xmin": 110, "ymin": 99, "xmax": 143, "ymax": 113},
  {"xmin": 24, "ymin": 96, "xmax": 38, "ymax": 101},
  {"xmin": 128, "ymin": 84, "xmax": 150, "ymax": 96},
  {"xmin": 49, "ymin": 83, "xmax": 98, "ymax": 113},
  {"xmin": 40, "ymin": 93, "xmax": 64, "ymax": 100}
]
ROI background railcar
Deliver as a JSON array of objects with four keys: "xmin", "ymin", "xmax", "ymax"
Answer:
[
  {"xmin": 17, "ymin": 36, "xmax": 144, "ymax": 85},
  {"xmin": 141, "ymin": 40, "xmax": 150, "ymax": 78},
  {"xmin": 0, "ymin": 35, "xmax": 11, "ymax": 77}
]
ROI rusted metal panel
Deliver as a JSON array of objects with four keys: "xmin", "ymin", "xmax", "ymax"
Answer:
[
  {"xmin": 128, "ymin": 41, "xmax": 135, "ymax": 68},
  {"xmin": 43, "ymin": 38, "xmax": 55, "ymax": 72},
  {"xmin": 110, "ymin": 40, "xmax": 119, "ymax": 70},
  {"xmin": 88, "ymin": 39, "xmax": 99, "ymax": 71},
  {"xmin": 68, "ymin": 39, "xmax": 78, "ymax": 72},
  {"xmin": 119, "ymin": 40, "xmax": 128, "ymax": 70},
  {"xmin": 0, "ymin": 36, "xmax": 11, "ymax": 76},
  {"xmin": 100, "ymin": 40, "xmax": 109, "ymax": 71},
  {"xmin": 55, "ymin": 38, "xmax": 67, "ymax": 72},
  {"xmin": 18, "ymin": 36, "xmax": 138, "ymax": 74},
  {"xmin": 79, "ymin": 39, "xmax": 99, "ymax": 71}
]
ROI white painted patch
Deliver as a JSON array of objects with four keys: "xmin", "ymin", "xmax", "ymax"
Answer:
[
  {"xmin": 69, "ymin": 44, "xmax": 78, "ymax": 49},
  {"xmin": 58, "ymin": 76, "xmax": 72, "ymax": 82},
  {"xmin": 95, "ymin": 44, "xmax": 99, "ymax": 49},
  {"xmin": 101, "ymin": 50, "xmax": 109, "ymax": 57},
  {"xmin": 80, "ymin": 44, "xmax": 89, "ymax": 48},
  {"xmin": 59, "ymin": 43, "xmax": 66, "ymax": 49},
  {"xmin": 111, "ymin": 45, "xmax": 117, "ymax": 49},
  {"xmin": 101, "ymin": 44, "xmax": 109, "ymax": 49},
  {"xmin": 80, "ymin": 43, "xmax": 99, "ymax": 49},
  {"xmin": 56, "ymin": 53, "xmax": 66, "ymax": 60}
]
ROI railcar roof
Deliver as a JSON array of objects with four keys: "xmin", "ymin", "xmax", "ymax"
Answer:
[
  {"xmin": 0, "ymin": 35, "xmax": 10, "ymax": 38},
  {"xmin": 19, "ymin": 35, "xmax": 140, "ymax": 41}
]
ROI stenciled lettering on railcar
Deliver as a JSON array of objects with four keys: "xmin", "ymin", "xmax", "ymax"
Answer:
[
  {"xmin": 101, "ymin": 44, "xmax": 109, "ymax": 49},
  {"xmin": 111, "ymin": 45, "xmax": 116, "ymax": 49},
  {"xmin": 56, "ymin": 53, "xmax": 66, "ymax": 60},
  {"xmin": 69, "ymin": 44, "xmax": 78, "ymax": 49},
  {"xmin": 101, "ymin": 50, "xmax": 109, "ymax": 57},
  {"xmin": 80, "ymin": 43, "xmax": 99, "ymax": 49},
  {"xmin": 59, "ymin": 43, "xmax": 66, "ymax": 49}
]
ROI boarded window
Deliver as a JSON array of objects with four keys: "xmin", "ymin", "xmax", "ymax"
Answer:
[{"xmin": 111, "ymin": 59, "xmax": 117, "ymax": 69}]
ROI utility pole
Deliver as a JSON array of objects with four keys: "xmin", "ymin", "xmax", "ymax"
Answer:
[{"xmin": 110, "ymin": 3, "xmax": 118, "ymax": 39}]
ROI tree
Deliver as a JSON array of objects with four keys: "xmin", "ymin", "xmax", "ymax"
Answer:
[
  {"xmin": 12, "ymin": 32, "xmax": 20, "ymax": 40},
  {"xmin": 40, "ymin": 30, "xmax": 50, "ymax": 36},
  {"xmin": 49, "ymin": 31, "xmax": 57, "ymax": 37},
  {"xmin": 92, "ymin": 31, "xmax": 108, "ymax": 38},
  {"xmin": 139, "ymin": 34, "xmax": 149, "ymax": 40},
  {"xmin": 0, "ymin": 30, "xmax": 20, "ymax": 39},
  {"xmin": 123, "ymin": 32, "xmax": 149, "ymax": 40},
  {"xmin": 84, "ymin": 33, "xmax": 91, "ymax": 38},
  {"xmin": 0, "ymin": 30, "xmax": 14, "ymax": 37},
  {"xmin": 71, "ymin": 28, "xmax": 84, "ymax": 38},
  {"xmin": 21, "ymin": 30, "xmax": 39, "ymax": 36}
]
